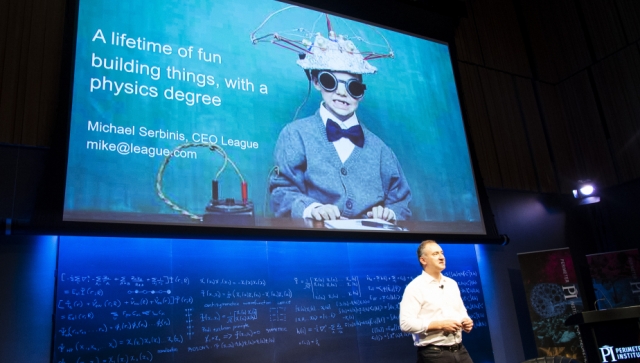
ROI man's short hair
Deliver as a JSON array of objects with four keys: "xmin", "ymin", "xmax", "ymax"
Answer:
[{"xmin": 417, "ymin": 240, "xmax": 437, "ymax": 266}]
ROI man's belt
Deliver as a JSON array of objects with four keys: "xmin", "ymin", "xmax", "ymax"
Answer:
[{"xmin": 418, "ymin": 343, "xmax": 462, "ymax": 352}]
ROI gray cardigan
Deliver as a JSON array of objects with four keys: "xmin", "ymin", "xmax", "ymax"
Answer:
[{"xmin": 269, "ymin": 112, "xmax": 412, "ymax": 220}]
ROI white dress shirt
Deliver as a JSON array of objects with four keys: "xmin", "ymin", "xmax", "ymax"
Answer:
[
  {"xmin": 399, "ymin": 270, "xmax": 470, "ymax": 346},
  {"xmin": 318, "ymin": 102, "xmax": 359, "ymax": 163}
]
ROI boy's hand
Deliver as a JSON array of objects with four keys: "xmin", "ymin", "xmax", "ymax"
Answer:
[
  {"xmin": 367, "ymin": 206, "xmax": 396, "ymax": 221},
  {"xmin": 311, "ymin": 204, "xmax": 341, "ymax": 220}
]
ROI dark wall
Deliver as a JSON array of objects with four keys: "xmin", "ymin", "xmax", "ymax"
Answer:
[
  {"xmin": 478, "ymin": 183, "xmax": 640, "ymax": 362},
  {"xmin": 0, "ymin": 235, "xmax": 57, "ymax": 363},
  {"xmin": 0, "ymin": 144, "xmax": 48, "ymax": 224},
  {"xmin": 3, "ymin": 0, "xmax": 640, "ymax": 362},
  {"xmin": 597, "ymin": 180, "xmax": 640, "ymax": 251},
  {"xmin": 479, "ymin": 189, "xmax": 572, "ymax": 362},
  {"xmin": 456, "ymin": 0, "xmax": 640, "ymax": 193}
]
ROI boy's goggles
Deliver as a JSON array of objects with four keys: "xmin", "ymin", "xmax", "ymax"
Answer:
[{"xmin": 317, "ymin": 71, "xmax": 366, "ymax": 99}]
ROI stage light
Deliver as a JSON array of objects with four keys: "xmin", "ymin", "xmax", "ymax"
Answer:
[
  {"xmin": 572, "ymin": 180, "xmax": 600, "ymax": 205},
  {"xmin": 580, "ymin": 184, "xmax": 594, "ymax": 196}
]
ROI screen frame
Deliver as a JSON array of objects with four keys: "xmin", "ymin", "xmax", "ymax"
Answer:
[{"xmin": 23, "ymin": 0, "xmax": 504, "ymax": 244}]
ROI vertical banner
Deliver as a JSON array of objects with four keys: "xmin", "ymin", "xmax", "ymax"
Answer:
[
  {"xmin": 587, "ymin": 249, "xmax": 640, "ymax": 310},
  {"xmin": 518, "ymin": 248, "xmax": 587, "ymax": 361}
]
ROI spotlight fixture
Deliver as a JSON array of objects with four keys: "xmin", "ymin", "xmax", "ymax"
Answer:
[{"xmin": 572, "ymin": 180, "xmax": 600, "ymax": 205}]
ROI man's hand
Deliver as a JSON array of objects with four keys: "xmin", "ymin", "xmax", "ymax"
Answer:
[
  {"xmin": 434, "ymin": 320, "xmax": 462, "ymax": 334},
  {"xmin": 366, "ymin": 206, "xmax": 396, "ymax": 221},
  {"xmin": 461, "ymin": 318, "xmax": 474, "ymax": 333},
  {"xmin": 311, "ymin": 204, "xmax": 341, "ymax": 220}
]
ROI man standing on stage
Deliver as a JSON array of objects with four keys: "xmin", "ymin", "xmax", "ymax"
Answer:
[{"xmin": 399, "ymin": 240, "xmax": 474, "ymax": 363}]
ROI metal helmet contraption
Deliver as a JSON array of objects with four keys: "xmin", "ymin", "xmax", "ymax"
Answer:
[
  {"xmin": 250, "ymin": 6, "xmax": 393, "ymax": 75},
  {"xmin": 296, "ymin": 31, "xmax": 377, "ymax": 74}
]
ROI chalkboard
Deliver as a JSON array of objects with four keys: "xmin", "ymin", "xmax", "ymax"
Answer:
[{"xmin": 53, "ymin": 236, "xmax": 493, "ymax": 363}]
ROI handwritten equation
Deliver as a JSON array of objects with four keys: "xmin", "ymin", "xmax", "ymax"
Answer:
[{"xmin": 54, "ymin": 271, "xmax": 487, "ymax": 362}]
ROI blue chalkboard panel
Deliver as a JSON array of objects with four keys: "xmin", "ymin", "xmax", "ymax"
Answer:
[{"xmin": 53, "ymin": 236, "xmax": 493, "ymax": 363}]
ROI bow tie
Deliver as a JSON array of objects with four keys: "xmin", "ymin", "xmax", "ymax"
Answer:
[{"xmin": 326, "ymin": 119, "xmax": 365, "ymax": 148}]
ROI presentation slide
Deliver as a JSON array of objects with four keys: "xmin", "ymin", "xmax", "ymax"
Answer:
[
  {"xmin": 53, "ymin": 236, "xmax": 494, "ymax": 363},
  {"xmin": 63, "ymin": 0, "xmax": 485, "ymax": 234}
]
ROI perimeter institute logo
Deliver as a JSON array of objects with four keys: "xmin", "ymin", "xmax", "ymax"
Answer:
[{"xmin": 600, "ymin": 345, "xmax": 640, "ymax": 362}]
